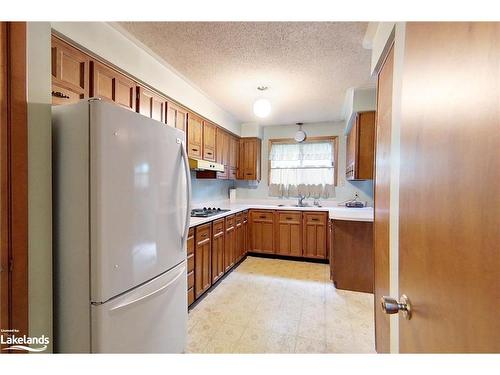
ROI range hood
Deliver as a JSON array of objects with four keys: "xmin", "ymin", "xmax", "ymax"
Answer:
[{"xmin": 188, "ymin": 158, "xmax": 224, "ymax": 172}]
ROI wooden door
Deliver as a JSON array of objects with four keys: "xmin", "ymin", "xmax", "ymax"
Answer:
[
  {"xmin": 398, "ymin": 22, "xmax": 500, "ymax": 353},
  {"xmin": 187, "ymin": 113, "xmax": 203, "ymax": 159},
  {"xmin": 137, "ymin": 86, "xmax": 166, "ymax": 123},
  {"xmin": 216, "ymin": 128, "xmax": 229, "ymax": 179},
  {"xmin": 211, "ymin": 219, "xmax": 225, "ymax": 284},
  {"xmin": 166, "ymin": 102, "xmax": 187, "ymax": 131},
  {"xmin": 224, "ymin": 215, "xmax": 235, "ymax": 272},
  {"xmin": 249, "ymin": 210, "xmax": 275, "ymax": 254},
  {"xmin": 302, "ymin": 212, "xmax": 327, "ymax": 259},
  {"xmin": 276, "ymin": 211, "xmax": 302, "ymax": 256},
  {"xmin": 51, "ymin": 36, "xmax": 89, "ymax": 105},
  {"xmin": 90, "ymin": 60, "xmax": 136, "ymax": 110},
  {"xmin": 194, "ymin": 223, "xmax": 211, "ymax": 298},
  {"xmin": 202, "ymin": 120, "xmax": 216, "ymax": 161},
  {"xmin": 0, "ymin": 22, "xmax": 29, "ymax": 343},
  {"xmin": 373, "ymin": 44, "xmax": 394, "ymax": 353}
]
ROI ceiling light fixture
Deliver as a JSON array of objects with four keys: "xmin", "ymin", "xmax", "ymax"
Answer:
[{"xmin": 253, "ymin": 86, "xmax": 271, "ymax": 118}]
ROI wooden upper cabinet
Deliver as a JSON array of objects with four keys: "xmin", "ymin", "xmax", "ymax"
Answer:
[
  {"xmin": 51, "ymin": 36, "xmax": 89, "ymax": 105},
  {"xmin": 90, "ymin": 60, "xmax": 136, "ymax": 110},
  {"xmin": 346, "ymin": 111, "xmax": 375, "ymax": 180},
  {"xmin": 239, "ymin": 137, "xmax": 261, "ymax": 181},
  {"xmin": 166, "ymin": 102, "xmax": 188, "ymax": 131},
  {"xmin": 136, "ymin": 86, "xmax": 167, "ymax": 123},
  {"xmin": 229, "ymin": 136, "xmax": 239, "ymax": 179},
  {"xmin": 276, "ymin": 211, "xmax": 303, "ymax": 257},
  {"xmin": 203, "ymin": 120, "xmax": 217, "ymax": 161},
  {"xmin": 302, "ymin": 212, "xmax": 328, "ymax": 259},
  {"xmin": 216, "ymin": 128, "xmax": 230, "ymax": 179},
  {"xmin": 249, "ymin": 210, "xmax": 275, "ymax": 254},
  {"xmin": 187, "ymin": 112, "xmax": 203, "ymax": 159}
]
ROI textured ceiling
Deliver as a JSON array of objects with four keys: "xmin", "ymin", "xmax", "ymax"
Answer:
[{"xmin": 117, "ymin": 22, "xmax": 374, "ymax": 125}]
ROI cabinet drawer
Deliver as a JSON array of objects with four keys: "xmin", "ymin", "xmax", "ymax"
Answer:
[
  {"xmin": 304, "ymin": 212, "xmax": 327, "ymax": 225},
  {"xmin": 187, "ymin": 270, "xmax": 194, "ymax": 289},
  {"xmin": 187, "ymin": 253, "xmax": 194, "ymax": 272},
  {"xmin": 278, "ymin": 211, "xmax": 302, "ymax": 223},
  {"xmin": 187, "ymin": 228, "xmax": 195, "ymax": 256},
  {"xmin": 235, "ymin": 212, "xmax": 243, "ymax": 225},
  {"xmin": 225, "ymin": 214, "xmax": 235, "ymax": 229},
  {"xmin": 251, "ymin": 210, "xmax": 274, "ymax": 222},
  {"xmin": 188, "ymin": 287, "xmax": 195, "ymax": 306},
  {"xmin": 213, "ymin": 218, "xmax": 225, "ymax": 235},
  {"xmin": 195, "ymin": 223, "xmax": 211, "ymax": 244}
]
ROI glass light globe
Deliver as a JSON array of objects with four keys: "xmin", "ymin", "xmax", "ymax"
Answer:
[{"xmin": 253, "ymin": 98, "xmax": 271, "ymax": 118}]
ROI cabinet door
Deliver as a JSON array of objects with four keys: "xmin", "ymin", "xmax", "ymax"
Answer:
[
  {"xmin": 346, "ymin": 118, "xmax": 358, "ymax": 179},
  {"xmin": 249, "ymin": 210, "xmax": 275, "ymax": 254},
  {"xmin": 203, "ymin": 121, "xmax": 216, "ymax": 161},
  {"xmin": 357, "ymin": 111, "xmax": 376, "ymax": 179},
  {"xmin": 51, "ymin": 36, "xmax": 89, "ymax": 105},
  {"xmin": 90, "ymin": 60, "xmax": 136, "ymax": 110},
  {"xmin": 239, "ymin": 138, "xmax": 261, "ymax": 181},
  {"xmin": 235, "ymin": 213, "xmax": 244, "ymax": 263},
  {"xmin": 187, "ymin": 228, "xmax": 195, "ymax": 306},
  {"xmin": 243, "ymin": 210, "xmax": 249, "ymax": 255},
  {"xmin": 211, "ymin": 219, "xmax": 225, "ymax": 284},
  {"xmin": 137, "ymin": 86, "xmax": 166, "ymax": 123},
  {"xmin": 216, "ymin": 128, "xmax": 229, "ymax": 179},
  {"xmin": 224, "ymin": 215, "xmax": 235, "ymax": 272},
  {"xmin": 195, "ymin": 224, "xmax": 212, "ymax": 298},
  {"xmin": 302, "ymin": 212, "xmax": 328, "ymax": 259},
  {"xmin": 187, "ymin": 113, "xmax": 203, "ymax": 159},
  {"xmin": 229, "ymin": 136, "xmax": 239, "ymax": 170},
  {"xmin": 276, "ymin": 211, "xmax": 302, "ymax": 256},
  {"xmin": 166, "ymin": 102, "xmax": 187, "ymax": 131}
]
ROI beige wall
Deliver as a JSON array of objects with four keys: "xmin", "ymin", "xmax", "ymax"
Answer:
[
  {"xmin": 27, "ymin": 21, "xmax": 53, "ymax": 353},
  {"xmin": 235, "ymin": 121, "xmax": 374, "ymax": 204}
]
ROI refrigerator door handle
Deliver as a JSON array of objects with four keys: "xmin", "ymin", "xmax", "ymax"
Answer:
[
  {"xmin": 180, "ymin": 140, "xmax": 192, "ymax": 251},
  {"xmin": 110, "ymin": 265, "xmax": 186, "ymax": 311}
]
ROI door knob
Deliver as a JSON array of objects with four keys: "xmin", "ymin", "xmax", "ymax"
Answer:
[{"xmin": 380, "ymin": 294, "xmax": 412, "ymax": 320}]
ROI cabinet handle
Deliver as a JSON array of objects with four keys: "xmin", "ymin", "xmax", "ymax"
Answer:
[
  {"xmin": 52, "ymin": 91, "xmax": 70, "ymax": 99},
  {"xmin": 192, "ymin": 148, "xmax": 198, "ymax": 152},
  {"xmin": 311, "ymin": 218, "xmax": 319, "ymax": 221},
  {"xmin": 259, "ymin": 215, "xmax": 266, "ymax": 219},
  {"xmin": 207, "ymin": 152, "xmax": 213, "ymax": 155},
  {"xmin": 286, "ymin": 217, "xmax": 293, "ymax": 220}
]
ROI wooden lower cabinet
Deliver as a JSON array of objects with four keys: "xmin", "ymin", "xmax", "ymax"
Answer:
[
  {"xmin": 187, "ymin": 228, "xmax": 195, "ymax": 306},
  {"xmin": 302, "ymin": 212, "xmax": 328, "ymax": 259},
  {"xmin": 331, "ymin": 220, "xmax": 374, "ymax": 293},
  {"xmin": 235, "ymin": 213, "xmax": 244, "ymax": 263},
  {"xmin": 242, "ymin": 210, "xmax": 249, "ymax": 255},
  {"xmin": 211, "ymin": 218, "xmax": 225, "ymax": 284},
  {"xmin": 224, "ymin": 215, "xmax": 236, "ymax": 272},
  {"xmin": 194, "ymin": 223, "xmax": 212, "ymax": 298},
  {"xmin": 249, "ymin": 210, "xmax": 275, "ymax": 254},
  {"xmin": 276, "ymin": 211, "xmax": 303, "ymax": 257}
]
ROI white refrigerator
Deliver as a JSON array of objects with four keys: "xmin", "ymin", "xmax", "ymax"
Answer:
[{"xmin": 52, "ymin": 99, "xmax": 191, "ymax": 353}]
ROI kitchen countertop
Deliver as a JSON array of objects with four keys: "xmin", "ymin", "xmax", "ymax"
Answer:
[{"xmin": 189, "ymin": 200, "xmax": 373, "ymax": 227}]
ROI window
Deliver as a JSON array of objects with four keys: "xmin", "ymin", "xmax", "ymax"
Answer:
[{"xmin": 268, "ymin": 137, "xmax": 337, "ymax": 197}]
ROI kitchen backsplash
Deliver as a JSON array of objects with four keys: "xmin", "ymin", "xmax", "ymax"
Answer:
[{"xmin": 190, "ymin": 171, "xmax": 235, "ymax": 205}]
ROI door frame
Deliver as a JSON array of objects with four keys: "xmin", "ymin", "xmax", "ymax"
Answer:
[{"xmin": 0, "ymin": 21, "xmax": 29, "ymax": 344}]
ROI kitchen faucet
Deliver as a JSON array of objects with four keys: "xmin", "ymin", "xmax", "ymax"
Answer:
[{"xmin": 297, "ymin": 194, "xmax": 306, "ymax": 207}]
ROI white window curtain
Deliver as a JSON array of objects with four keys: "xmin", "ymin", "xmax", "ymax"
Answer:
[{"xmin": 269, "ymin": 141, "xmax": 335, "ymax": 198}]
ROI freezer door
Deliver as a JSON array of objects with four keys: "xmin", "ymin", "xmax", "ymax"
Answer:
[
  {"xmin": 91, "ymin": 260, "xmax": 187, "ymax": 353},
  {"xmin": 90, "ymin": 100, "xmax": 190, "ymax": 302}
]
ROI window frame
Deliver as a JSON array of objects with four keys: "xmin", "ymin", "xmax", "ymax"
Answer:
[{"xmin": 267, "ymin": 136, "xmax": 339, "ymax": 187}]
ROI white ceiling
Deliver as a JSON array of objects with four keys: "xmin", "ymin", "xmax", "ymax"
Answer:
[{"xmin": 117, "ymin": 22, "xmax": 374, "ymax": 125}]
